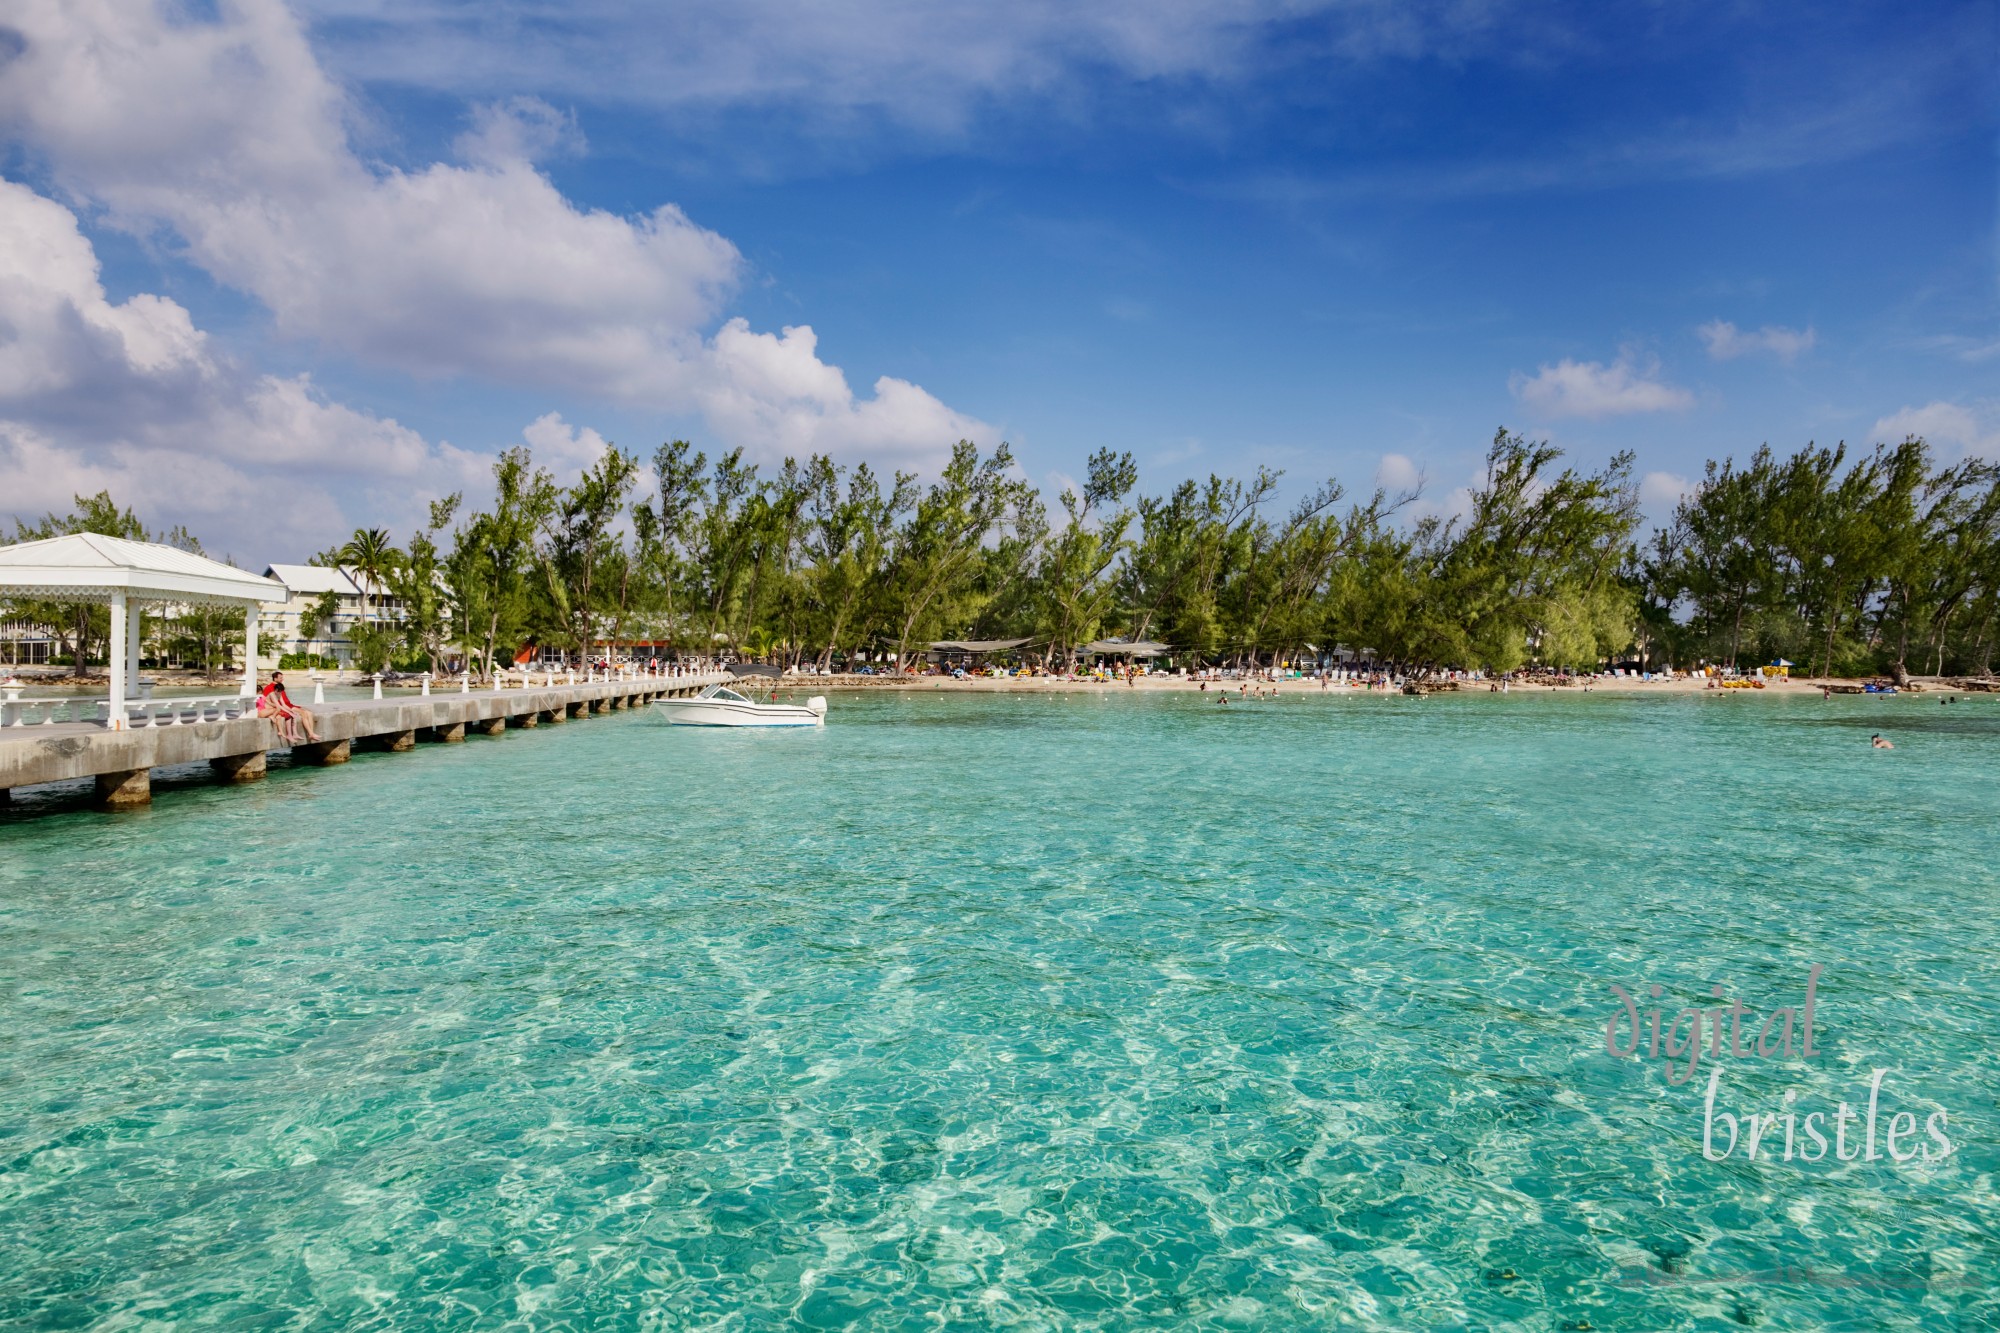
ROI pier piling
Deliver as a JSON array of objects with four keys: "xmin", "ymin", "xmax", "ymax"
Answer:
[
  {"xmin": 95, "ymin": 768, "xmax": 150, "ymax": 810},
  {"xmin": 296, "ymin": 739, "xmax": 350, "ymax": 765},
  {"xmin": 209, "ymin": 751, "xmax": 267, "ymax": 784}
]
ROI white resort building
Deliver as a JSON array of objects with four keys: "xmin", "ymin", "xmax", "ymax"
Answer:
[
  {"xmin": 2, "ymin": 618, "xmax": 57, "ymax": 666},
  {"xmin": 258, "ymin": 564, "xmax": 405, "ymax": 668}
]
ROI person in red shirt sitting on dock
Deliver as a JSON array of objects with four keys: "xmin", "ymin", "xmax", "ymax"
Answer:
[{"xmin": 258, "ymin": 671, "xmax": 321, "ymax": 745}]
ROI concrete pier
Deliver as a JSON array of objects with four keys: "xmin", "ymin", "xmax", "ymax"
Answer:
[{"xmin": 0, "ymin": 673, "xmax": 727, "ymax": 809}]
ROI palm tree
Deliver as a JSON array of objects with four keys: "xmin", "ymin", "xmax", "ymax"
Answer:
[{"xmin": 339, "ymin": 527, "xmax": 399, "ymax": 628}]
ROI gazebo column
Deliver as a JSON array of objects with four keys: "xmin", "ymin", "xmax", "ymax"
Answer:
[
  {"xmin": 107, "ymin": 592, "xmax": 128, "ymax": 730},
  {"xmin": 241, "ymin": 602, "xmax": 259, "ymax": 698},
  {"xmin": 126, "ymin": 602, "xmax": 143, "ymax": 700}
]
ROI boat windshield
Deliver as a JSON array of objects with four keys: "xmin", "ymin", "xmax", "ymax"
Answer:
[{"xmin": 702, "ymin": 686, "xmax": 751, "ymax": 703}]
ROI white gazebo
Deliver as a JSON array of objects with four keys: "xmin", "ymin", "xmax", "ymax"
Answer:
[{"xmin": 0, "ymin": 533, "xmax": 287, "ymax": 729}]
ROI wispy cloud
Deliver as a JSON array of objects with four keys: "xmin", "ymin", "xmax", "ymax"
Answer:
[
  {"xmin": 1698, "ymin": 320, "xmax": 1815, "ymax": 364},
  {"xmin": 1913, "ymin": 334, "xmax": 2000, "ymax": 364},
  {"xmin": 1509, "ymin": 350, "xmax": 1693, "ymax": 419},
  {"xmin": 294, "ymin": 0, "xmax": 1523, "ymax": 129},
  {"xmin": 454, "ymin": 96, "xmax": 586, "ymax": 167}
]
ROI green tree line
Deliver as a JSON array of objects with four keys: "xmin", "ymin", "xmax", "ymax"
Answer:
[{"xmin": 9, "ymin": 429, "xmax": 1999, "ymax": 679}]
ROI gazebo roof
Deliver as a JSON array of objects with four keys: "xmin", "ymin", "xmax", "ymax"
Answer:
[{"xmin": 0, "ymin": 533, "xmax": 287, "ymax": 606}]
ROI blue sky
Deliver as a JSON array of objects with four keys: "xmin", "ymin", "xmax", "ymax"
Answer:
[{"xmin": 0, "ymin": 0, "xmax": 1993, "ymax": 560}]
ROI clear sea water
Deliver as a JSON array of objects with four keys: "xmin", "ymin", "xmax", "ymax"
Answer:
[{"xmin": 3, "ymin": 689, "xmax": 1996, "ymax": 1331}]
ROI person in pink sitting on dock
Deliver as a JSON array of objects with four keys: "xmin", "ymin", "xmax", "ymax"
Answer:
[{"xmin": 258, "ymin": 671, "xmax": 321, "ymax": 744}]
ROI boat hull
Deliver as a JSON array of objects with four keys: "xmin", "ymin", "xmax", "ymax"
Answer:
[{"xmin": 651, "ymin": 696, "xmax": 825, "ymax": 727}]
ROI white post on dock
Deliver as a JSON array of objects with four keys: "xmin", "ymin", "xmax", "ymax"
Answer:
[
  {"xmin": 240, "ymin": 601, "xmax": 258, "ymax": 698},
  {"xmin": 421, "ymin": 673, "xmax": 431, "ymax": 696},
  {"xmin": 313, "ymin": 676, "xmax": 325, "ymax": 704},
  {"xmin": 107, "ymin": 590, "xmax": 128, "ymax": 730},
  {"xmin": 372, "ymin": 674, "xmax": 383, "ymax": 700},
  {"xmin": 460, "ymin": 672, "xmax": 470, "ymax": 694}
]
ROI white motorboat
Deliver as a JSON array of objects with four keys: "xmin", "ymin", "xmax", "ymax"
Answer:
[{"xmin": 651, "ymin": 683, "xmax": 827, "ymax": 727}]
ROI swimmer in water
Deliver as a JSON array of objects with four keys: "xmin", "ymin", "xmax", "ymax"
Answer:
[{"xmin": 1871, "ymin": 733, "xmax": 1893, "ymax": 749}]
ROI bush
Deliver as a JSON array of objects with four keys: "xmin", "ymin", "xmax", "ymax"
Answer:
[
  {"xmin": 279, "ymin": 652, "xmax": 338, "ymax": 671},
  {"xmin": 345, "ymin": 624, "xmax": 395, "ymax": 675}
]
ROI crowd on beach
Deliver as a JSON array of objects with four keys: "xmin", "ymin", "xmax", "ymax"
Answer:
[{"xmin": 759, "ymin": 660, "xmax": 1968, "ymax": 697}]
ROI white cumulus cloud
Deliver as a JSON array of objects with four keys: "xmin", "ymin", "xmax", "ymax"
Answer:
[
  {"xmin": 1871, "ymin": 401, "xmax": 2000, "ymax": 456},
  {"xmin": 0, "ymin": 177, "xmax": 484, "ymax": 554},
  {"xmin": 1373, "ymin": 452, "xmax": 1423, "ymax": 493},
  {"xmin": 1698, "ymin": 319, "xmax": 1815, "ymax": 363},
  {"xmin": 0, "ymin": 0, "xmax": 988, "ymax": 474},
  {"xmin": 1639, "ymin": 470, "xmax": 1691, "ymax": 508},
  {"xmin": 699, "ymin": 321, "xmax": 990, "ymax": 467},
  {"xmin": 1509, "ymin": 350, "xmax": 1693, "ymax": 419}
]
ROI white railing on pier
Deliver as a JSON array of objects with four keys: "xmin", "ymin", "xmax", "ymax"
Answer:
[
  {"xmin": 0, "ymin": 666, "xmax": 711, "ymax": 728},
  {"xmin": 0, "ymin": 691, "xmax": 252, "ymax": 728},
  {"xmin": 119, "ymin": 696, "xmax": 253, "ymax": 727},
  {"xmin": 2, "ymin": 693, "xmax": 108, "ymax": 727}
]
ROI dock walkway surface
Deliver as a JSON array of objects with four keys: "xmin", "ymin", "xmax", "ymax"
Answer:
[{"xmin": 0, "ymin": 672, "xmax": 732, "ymax": 808}]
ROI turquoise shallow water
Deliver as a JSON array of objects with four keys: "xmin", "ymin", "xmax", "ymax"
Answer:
[{"xmin": 3, "ymin": 689, "xmax": 1997, "ymax": 1330}]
